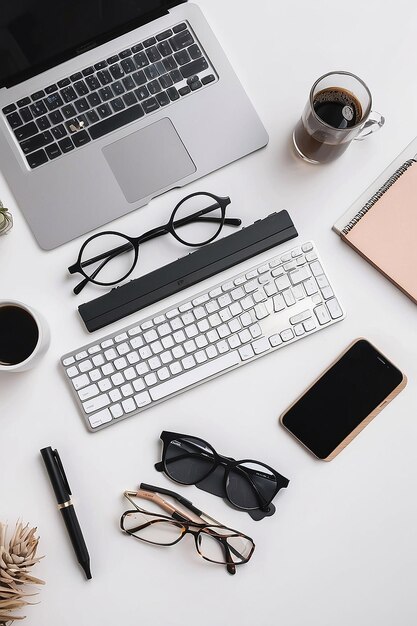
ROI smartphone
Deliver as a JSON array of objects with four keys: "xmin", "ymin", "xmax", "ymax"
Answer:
[{"xmin": 280, "ymin": 339, "xmax": 407, "ymax": 461}]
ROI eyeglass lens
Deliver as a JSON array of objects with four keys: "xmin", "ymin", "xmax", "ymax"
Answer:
[
  {"xmin": 165, "ymin": 436, "xmax": 216, "ymax": 483},
  {"xmin": 80, "ymin": 233, "xmax": 136, "ymax": 285},
  {"xmin": 123, "ymin": 511, "xmax": 184, "ymax": 545},
  {"xmin": 172, "ymin": 194, "xmax": 223, "ymax": 246},
  {"xmin": 196, "ymin": 527, "xmax": 253, "ymax": 564}
]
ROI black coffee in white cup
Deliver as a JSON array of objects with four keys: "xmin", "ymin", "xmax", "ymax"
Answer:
[{"xmin": 0, "ymin": 301, "xmax": 49, "ymax": 371}]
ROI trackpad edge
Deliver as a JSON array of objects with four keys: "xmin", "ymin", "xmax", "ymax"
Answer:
[{"xmin": 102, "ymin": 118, "xmax": 196, "ymax": 203}]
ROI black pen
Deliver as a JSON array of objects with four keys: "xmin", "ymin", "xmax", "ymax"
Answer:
[{"xmin": 40, "ymin": 446, "xmax": 92, "ymax": 580}]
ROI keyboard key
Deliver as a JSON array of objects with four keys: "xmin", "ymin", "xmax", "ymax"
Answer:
[
  {"xmin": 57, "ymin": 78, "xmax": 70, "ymax": 88},
  {"xmin": 73, "ymin": 80, "xmax": 89, "ymax": 96},
  {"xmin": 156, "ymin": 29, "xmax": 173, "ymax": 41},
  {"xmin": 252, "ymin": 337, "xmax": 270, "ymax": 355},
  {"xmin": 7, "ymin": 112, "xmax": 23, "ymax": 128},
  {"xmin": 97, "ymin": 69, "xmax": 112, "ymax": 85},
  {"xmin": 132, "ymin": 70, "xmax": 147, "ymax": 86},
  {"xmin": 61, "ymin": 86, "xmax": 77, "ymax": 102},
  {"xmin": 112, "ymin": 81, "xmax": 125, "ymax": 95},
  {"xmin": 143, "ymin": 36, "xmax": 156, "ymax": 47},
  {"xmin": 144, "ymin": 64, "xmax": 159, "ymax": 80},
  {"xmin": 303, "ymin": 319, "xmax": 317, "ymax": 332},
  {"xmin": 72, "ymin": 130, "xmax": 91, "ymax": 147},
  {"xmin": 180, "ymin": 58, "xmax": 209, "ymax": 79},
  {"xmin": 158, "ymin": 40, "xmax": 173, "ymax": 57},
  {"xmin": 326, "ymin": 298, "xmax": 343, "ymax": 319},
  {"xmin": 75, "ymin": 98, "xmax": 89, "ymax": 113},
  {"xmin": 174, "ymin": 49, "xmax": 191, "ymax": 65},
  {"xmin": 123, "ymin": 92, "xmax": 137, "ymax": 107},
  {"xmin": 45, "ymin": 143, "xmax": 61, "ymax": 159},
  {"xmin": 120, "ymin": 58, "xmax": 136, "ymax": 74},
  {"xmin": 29, "ymin": 102, "xmax": 47, "ymax": 119},
  {"xmin": 159, "ymin": 74, "xmax": 173, "ymax": 89},
  {"xmin": 156, "ymin": 92, "xmax": 170, "ymax": 107},
  {"xmin": 21, "ymin": 131, "xmax": 53, "ymax": 154},
  {"xmin": 17, "ymin": 97, "xmax": 31, "ymax": 108},
  {"xmin": 147, "ymin": 46, "xmax": 162, "ymax": 63},
  {"xmin": 134, "ymin": 391, "xmax": 152, "ymax": 408},
  {"xmin": 99, "ymin": 86, "xmax": 113, "ymax": 101},
  {"xmin": 85, "ymin": 75, "xmax": 101, "ymax": 91},
  {"xmin": 110, "ymin": 404, "xmax": 123, "ymax": 418},
  {"xmin": 133, "ymin": 52, "xmax": 149, "ymax": 68},
  {"xmin": 31, "ymin": 90, "xmax": 45, "ymax": 101},
  {"xmin": 167, "ymin": 87, "xmax": 179, "ymax": 101},
  {"xmin": 70, "ymin": 72, "xmax": 82, "ymax": 82},
  {"xmin": 83, "ymin": 393, "xmax": 110, "ymax": 414},
  {"xmin": 62, "ymin": 104, "xmax": 77, "ymax": 118},
  {"xmin": 148, "ymin": 79, "xmax": 161, "ymax": 94},
  {"xmin": 314, "ymin": 305, "xmax": 331, "ymax": 325},
  {"xmin": 111, "ymin": 97, "xmax": 125, "ymax": 112},
  {"xmin": 58, "ymin": 137, "xmax": 75, "ymax": 153},
  {"xmin": 122, "ymin": 72, "xmax": 136, "ymax": 89},
  {"xmin": 119, "ymin": 48, "xmax": 132, "ymax": 58},
  {"xmin": 170, "ymin": 30, "xmax": 194, "ymax": 51},
  {"xmin": 87, "ymin": 93, "xmax": 101, "ymax": 109},
  {"xmin": 72, "ymin": 373, "xmax": 90, "ymax": 390},
  {"xmin": 131, "ymin": 43, "xmax": 144, "ymax": 53},
  {"xmin": 86, "ymin": 110, "xmax": 100, "ymax": 124},
  {"xmin": 2, "ymin": 103, "xmax": 16, "ymax": 114},
  {"xmin": 135, "ymin": 86, "xmax": 150, "ymax": 102},
  {"xmin": 163, "ymin": 56, "xmax": 178, "ymax": 72},
  {"xmin": 82, "ymin": 66, "xmax": 95, "ymax": 76},
  {"xmin": 97, "ymin": 103, "xmax": 112, "ymax": 118},
  {"xmin": 88, "ymin": 408, "xmax": 112, "ymax": 429},
  {"xmin": 14, "ymin": 121, "xmax": 37, "ymax": 141},
  {"xmin": 90, "ymin": 103, "xmax": 144, "ymax": 139},
  {"xmin": 179, "ymin": 86, "xmax": 191, "ymax": 96},
  {"xmin": 49, "ymin": 109, "xmax": 64, "ymax": 125},
  {"xmin": 110, "ymin": 64, "xmax": 124, "ymax": 80}
]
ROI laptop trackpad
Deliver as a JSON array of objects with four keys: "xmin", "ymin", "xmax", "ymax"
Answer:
[{"xmin": 102, "ymin": 118, "xmax": 196, "ymax": 203}]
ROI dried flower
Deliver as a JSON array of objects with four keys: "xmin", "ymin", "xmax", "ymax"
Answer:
[
  {"xmin": 0, "ymin": 201, "xmax": 13, "ymax": 235},
  {"xmin": 0, "ymin": 522, "xmax": 44, "ymax": 625}
]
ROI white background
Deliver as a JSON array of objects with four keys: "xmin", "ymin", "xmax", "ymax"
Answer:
[{"xmin": 1, "ymin": 1, "xmax": 417, "ymax": 624}]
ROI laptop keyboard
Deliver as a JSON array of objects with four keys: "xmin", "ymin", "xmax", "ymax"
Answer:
[{"xmin": 2, "ymin": 22, "xmax": 216, "ymax": 170}]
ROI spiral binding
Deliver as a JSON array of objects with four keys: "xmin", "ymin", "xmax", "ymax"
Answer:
[{"xmin": 341, "ymin": 159, "xmax": 417, "ymax": 235}]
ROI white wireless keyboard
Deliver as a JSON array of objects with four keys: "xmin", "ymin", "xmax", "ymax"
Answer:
[{"xmin": 61, "ymin": 241, "xmax": 345, "ymax": 432}]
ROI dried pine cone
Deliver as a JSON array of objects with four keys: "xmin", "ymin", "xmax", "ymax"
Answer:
[{"xmin": 0, "ymin": 522, "xmax": 44, "ymax": 625}]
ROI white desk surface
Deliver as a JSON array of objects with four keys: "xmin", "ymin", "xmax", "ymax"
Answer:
[{"xmin": 1, "ymin": 1, "xmax": 417, "ymax": 625}]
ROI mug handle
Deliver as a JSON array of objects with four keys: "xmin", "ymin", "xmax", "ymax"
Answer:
[{"xmin": 354, "ymin": 111, "xmax": 385, "ymax": 141}]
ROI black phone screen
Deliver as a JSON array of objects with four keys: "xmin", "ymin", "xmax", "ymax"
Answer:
[{"xmin": 281, "ymin": 340, "xmax": 403, "ymax": 459}]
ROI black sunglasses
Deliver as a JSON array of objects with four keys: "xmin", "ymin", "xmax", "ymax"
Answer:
[
  {"xmin": 155, "ymin": 431, "xmax": 289, "ymax": 515},
  {"xmin": 68, "ymin": 191, "xmax": 240, "ymax": 295}
]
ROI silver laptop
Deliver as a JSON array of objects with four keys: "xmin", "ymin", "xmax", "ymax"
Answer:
[{"xmin": 0, "ymin": 1, "xmax": 268, "ymax": 250}]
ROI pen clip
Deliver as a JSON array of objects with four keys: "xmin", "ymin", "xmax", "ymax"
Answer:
[{"xmin": 53, "ymin": 449, "xmax": 72, "ymax": 496}]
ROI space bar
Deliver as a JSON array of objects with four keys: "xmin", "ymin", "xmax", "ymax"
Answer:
[
  {"xmin": 89, "ymin": 104, "xmax": 145, "ymax": 140},
  {"xmin": 150, "ymin": 352, "xmax": 241, "ymax": 402}
]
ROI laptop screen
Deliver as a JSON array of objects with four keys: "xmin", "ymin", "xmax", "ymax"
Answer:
[{"xmin": 0, "ymin": 1, "xmax": 182, "ymax": 88}]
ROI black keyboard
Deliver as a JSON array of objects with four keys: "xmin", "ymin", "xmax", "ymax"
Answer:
[{"xmin": 2, "ymin": 22, "xmax": 216, "ymax": 170}]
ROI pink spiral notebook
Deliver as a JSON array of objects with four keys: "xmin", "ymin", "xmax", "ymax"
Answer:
[{"xmin": 333, "ymin": 157, "xmax": 417, "ymax": 304}]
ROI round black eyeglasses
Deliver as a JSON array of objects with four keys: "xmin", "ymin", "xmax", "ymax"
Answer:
[{"xmin": 68, "ymin": 192, "xmax": 240, "ymax": 295}]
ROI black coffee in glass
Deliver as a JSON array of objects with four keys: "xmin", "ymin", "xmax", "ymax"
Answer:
[
  {"xmin": 313, "ymin": 88, "xmax": 362, "ymax": 129},
  {"xmin": 0, "ymin": 305, "xmax": 39, "ymax": 365},
  {"xmin": 292, "ymin": 71, "xmax": 383, "ymax": 164}
]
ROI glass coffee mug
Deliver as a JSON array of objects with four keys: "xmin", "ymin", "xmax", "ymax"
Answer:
[
  {"xmin": 293, "ymin": 71, "xmax": 385, "ymax": 164},
  {"xmin": 0, "ymin": 300, "xmax": 50, "ymax": 372}
]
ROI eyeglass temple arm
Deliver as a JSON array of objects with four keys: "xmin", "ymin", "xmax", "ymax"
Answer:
[{"xmin": 139, "ymin": 483, "xmax": 204, "ymax": 518}]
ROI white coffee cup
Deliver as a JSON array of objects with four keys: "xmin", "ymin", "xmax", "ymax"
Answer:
[{"xmin": 0, "ymin": 300, "xmax": 50, "ymax": 372}]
